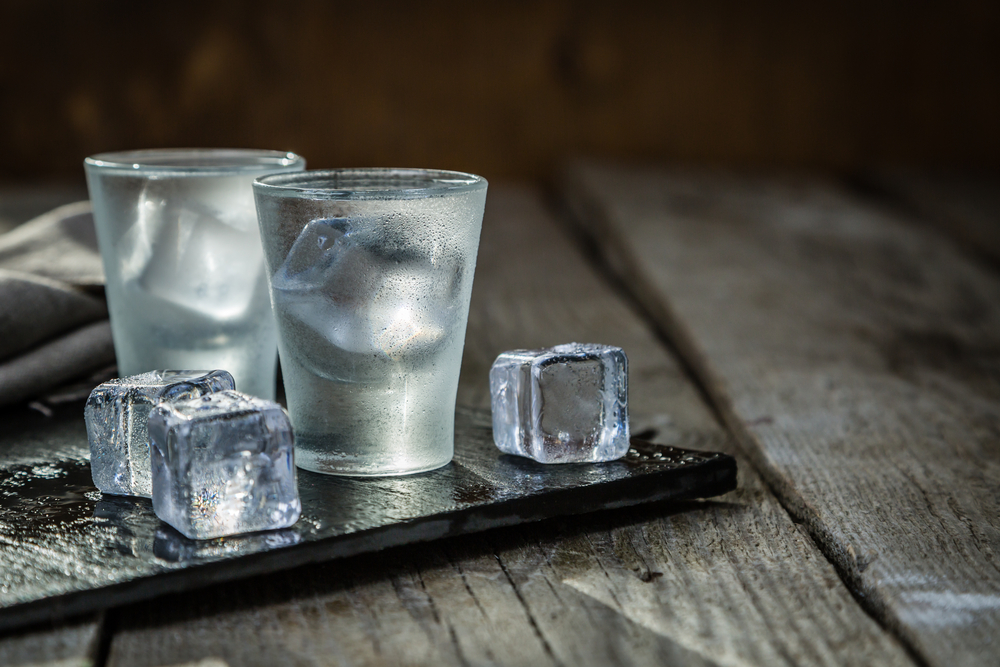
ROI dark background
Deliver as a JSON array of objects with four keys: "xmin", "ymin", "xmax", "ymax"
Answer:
[{"xmin": 1, "ymin": 0, "xmax": 998, "ymax": 183}]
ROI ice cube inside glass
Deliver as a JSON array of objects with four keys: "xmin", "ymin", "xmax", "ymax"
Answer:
[
  {"xmin": 148, "ymin": 390, "xmax": 300, "ymax": 540},
  {"xmin": 85, "ymin": 370, "xmax": 235, "ymax": 497},
  {"xmin": 489, "ymin": 343, "xmax": 629, "ymax": 463}
]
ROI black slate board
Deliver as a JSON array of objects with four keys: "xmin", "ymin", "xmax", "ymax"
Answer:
[{"xmin": 0, "ymin": 401, "xmax": 736, "ymax": 632}]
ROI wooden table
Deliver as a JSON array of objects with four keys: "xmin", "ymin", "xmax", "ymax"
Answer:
[{"xmin": 1, "ymin": 165, "xmax": 997, "ymax": 666}]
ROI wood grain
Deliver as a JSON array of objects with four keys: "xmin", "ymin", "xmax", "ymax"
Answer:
[
  {"xmin": 867, "ymin": 170, "xmax": 1000, "ymax": 265},
  {"xmin": 0, "ymin": 615, "xmax": 102, "ymax": 667},
  {"xmin": 103, "ymin": 187, "xmax": 911, "ymax": 666},
  {"xmin": 562, "ymin": 163, "xmax": 1000, "ymax": 667}
]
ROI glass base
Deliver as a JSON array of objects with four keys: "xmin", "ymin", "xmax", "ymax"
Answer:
[{"xmin": 295, "ymin": 445, "xmax": 452, "ymax": 477}]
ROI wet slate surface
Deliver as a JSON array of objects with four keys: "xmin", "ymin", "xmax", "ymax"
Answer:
[{"xmin": 0, "ymin": 401, "xmax": 736, "ymax": 632}]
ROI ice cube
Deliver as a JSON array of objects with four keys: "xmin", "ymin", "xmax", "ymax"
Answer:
[
  {"xmin": 119, "ymin": 194, "xmax": 264, "ymax": 320},
  {"xmin": 85, "ymin": 370, "xmax": 235, "ymax": 497},
  {"xmin": 271, "ymin": 218, "xmax": 461, "ymax": 360},
  {"xmin": 148, "ymin": 390, "xmax": 300, "ymax": 539},
  {"xmin": 489, "ymin": 343, "xmax": 629, "ymax": 463}
]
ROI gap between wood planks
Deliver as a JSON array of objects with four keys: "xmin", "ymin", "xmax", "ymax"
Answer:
[
  {"xmin": 489, "ymin": 540, "xmax": 560, "ymax": 665},
  {"xmin": 540, "ymin": 189, "xmax": 732, "ymax": 449},
  {"xmin": 543, "ymin": 182, "xmax": 931, "ymax": 667},
  {"xmin": 94, "ymin": 609, "xmax": 114, "ymax": 667}
]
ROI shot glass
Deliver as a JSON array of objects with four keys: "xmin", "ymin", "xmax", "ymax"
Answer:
[
  {"xmin": 85, "ymin": 149, "xmax": 306, "ymax": 400},
  {"xmin": 252, "ymin": 168, "xmax": 488, "ymax": 476}
]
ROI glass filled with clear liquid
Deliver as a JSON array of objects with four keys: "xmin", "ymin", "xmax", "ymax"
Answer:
[
  {"xmin": 253, "ymin": 168, "xmax": 487, "ymax": 476},
  {"xmin": 85, "ymin": 149, "xmax": 306, "ymax": 399}
]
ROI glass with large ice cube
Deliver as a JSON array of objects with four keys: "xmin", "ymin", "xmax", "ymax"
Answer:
[
  {"xmin": 84, "ymin": 149, "xmax": 306, "ymax": 399},
  {"xmin": 253, "ymin": 169, "xmax": 488, "ymax": 476},
  {"xmin": 489, "ymin": 343, "xmax": 630, "ymax": 463}
]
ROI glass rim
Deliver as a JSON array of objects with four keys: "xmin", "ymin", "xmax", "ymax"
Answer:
[
  {"xmin": 253, "ymin": 168, "xmax": 487, "ymax": 200},
  {"xmin": 84, "ymin": 148, "xmax": 305, "ymax": 176}
]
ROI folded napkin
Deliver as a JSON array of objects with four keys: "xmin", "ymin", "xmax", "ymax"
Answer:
[{"xmin": 0, "ymin": 202, "xmax": 115, "ymax": 406}]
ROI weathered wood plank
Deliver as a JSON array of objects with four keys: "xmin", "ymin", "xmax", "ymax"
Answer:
[
  {"xmin": 562, "ymin": 163, "xmax": 1000, "ymax": 667},
  {"xmin": 0, "ymin": 615, "xmax": 102, "ymax": 667},
  {"xmin": 104, "ymin": 186, "xmax": 911, "ymax": 667},
  {"xmin": 865, "ymin": 169, "xmax": 1000, "ymax": 266}
]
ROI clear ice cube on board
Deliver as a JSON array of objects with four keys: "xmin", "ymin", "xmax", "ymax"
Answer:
[
  {"xmin": 148, "ymin": 390, "xmax": 300, "ymax": 540},
  {"xmin": 85, "ymin": 370, "xmax": 235, "ymax": 497},
  {"xmin": 489, "ymin": 343, "xmax": 629, "ymax": 463}
]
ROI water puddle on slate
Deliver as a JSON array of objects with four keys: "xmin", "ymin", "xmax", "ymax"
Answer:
[{"xmin": 0, "ymin": 459, "xmax": 100, "ymax": 537}]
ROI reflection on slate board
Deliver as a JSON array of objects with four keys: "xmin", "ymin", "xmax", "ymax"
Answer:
[{"xmin": 0, "ymin": 402, "xmax": 736, "ymax": 631}]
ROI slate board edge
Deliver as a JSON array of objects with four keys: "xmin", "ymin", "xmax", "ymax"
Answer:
[{"xmin": 0, "ymin": 453, "xmax": 736, "ymax": 633}]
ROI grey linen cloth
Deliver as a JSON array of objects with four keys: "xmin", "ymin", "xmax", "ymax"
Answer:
[{"xmin": 0, "ymin": 202, "xmax": 115, "ymax": 405}]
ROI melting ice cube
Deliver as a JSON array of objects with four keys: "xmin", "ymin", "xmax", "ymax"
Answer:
[
  {"xmin": 489, "ymin": 343, "xmax": 629, "ymax": 463},
  {"xmin": 85, "ymin": 370, "xmax": 235, "ymax": 497},
  {"xmin": 118, "ymin": 190, "xmax": 264, "ymax": 320},
  {"xmin": 148, "ymin": 390, "xmax": 300, "ymax": 540},
  {"xmin": 271, "ymin": 218, "xmax": 462, "ymax": 358}
]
